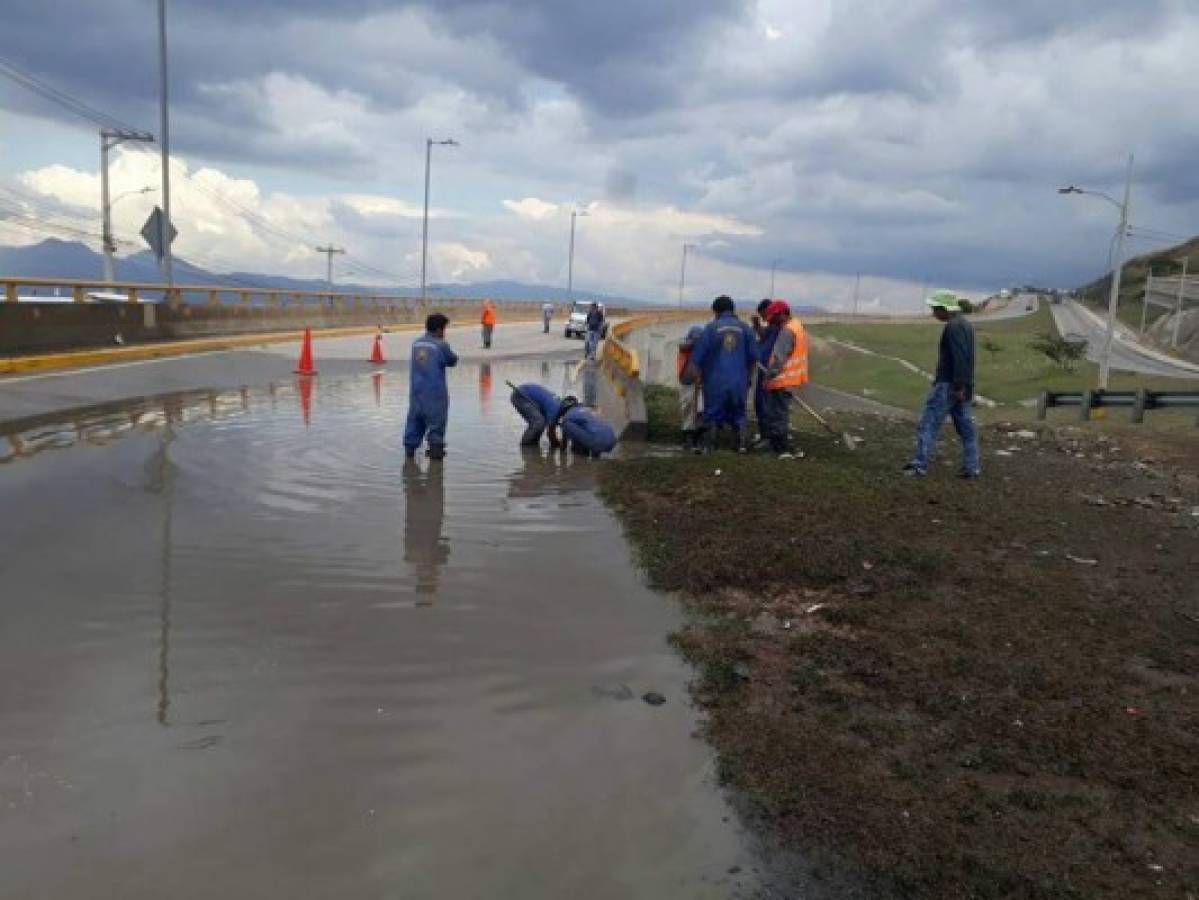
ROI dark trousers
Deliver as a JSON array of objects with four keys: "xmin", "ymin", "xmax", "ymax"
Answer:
[
  {"xmin": 762, "ymin": 390, "xmax": 792, "ymax": 453},
  {"xmin": 511, "ymin": 391, "xmax": 546, "ymax": 445},
  {"xmin": 482, "ymin": 323, "xmax": 494, "ymax": 348}
]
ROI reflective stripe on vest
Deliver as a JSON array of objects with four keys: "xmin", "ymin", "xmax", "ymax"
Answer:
[{"xmin": 766, "ymin": 319, "xmax": 809, "ymax": 389}]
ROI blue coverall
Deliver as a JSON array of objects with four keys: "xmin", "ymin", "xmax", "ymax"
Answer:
[
  {"xmin": 754, "ymin": 322, "xmax": 780, "ymax": 430},
  {"xmin": 690, "ymin": 312, "xmax": 757, "ymax": 435},
  {"xmin": 561, "ymin": 406, "xmax": 617, "ymax": 456},
  {"xmin": 404, "ymin": 332, "xmax": 458, "ymax": 454},
  {"xmin": 511, "ymin": 383, "xmax": 563, "ymax": 445}
]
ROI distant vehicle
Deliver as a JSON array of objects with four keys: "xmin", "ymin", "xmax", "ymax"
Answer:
[
  {"xmin": 565, "ymin": 300, "xmax": 608, "ymax": 340},
  {"xmin": 999, "ymin": 289, "xmax": 1012, "ymax": 300}
]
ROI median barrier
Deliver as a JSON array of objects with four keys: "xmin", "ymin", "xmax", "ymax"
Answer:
[
  {"xmin": 598, "ymin": 311, "xmax": 696, "ymax": 439},
  {"xmin": 1037, "ymin": 388, "xmax": 1199, "ymax": 425}
]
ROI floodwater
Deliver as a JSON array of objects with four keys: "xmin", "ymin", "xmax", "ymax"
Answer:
[{"xmin": 0, "ymin": 359, "xmax": 762, "ymax": 899}]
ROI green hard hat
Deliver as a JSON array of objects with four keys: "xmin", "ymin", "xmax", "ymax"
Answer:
[{"xmin": 925, "ymin": 289, "xmax": 961, "ymax": 311}]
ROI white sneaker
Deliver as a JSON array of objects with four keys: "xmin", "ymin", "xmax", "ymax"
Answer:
[{"xmin": 777, "ymin": 452, "xmax": 795, "ymax": 460}]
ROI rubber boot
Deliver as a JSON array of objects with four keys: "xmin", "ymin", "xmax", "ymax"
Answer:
[{"xmin": 427, "ymin": 445, "xmax": 446, "ymax": 460}]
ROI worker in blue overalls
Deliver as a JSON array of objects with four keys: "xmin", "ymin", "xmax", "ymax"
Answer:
[
  {"xmin": 509, "ymin": 382, "xmax": 618, "ymax": 457},
  {"xmin": 687, "ymin": 295, "xmax": 758, "ymax": 452},
  {"xmin": 404, "ymin": 313, "xmax": 458, "ymax": 459}
]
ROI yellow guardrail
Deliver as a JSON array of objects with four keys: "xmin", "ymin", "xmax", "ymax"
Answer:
[{"xmin": 603, "ymin": 309, "xmax": 700, "ymax": 378}]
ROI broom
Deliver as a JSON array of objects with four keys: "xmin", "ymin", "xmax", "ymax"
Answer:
[{"xmin": 758, "ymin": 364, "xmax": 857, "ymax": 451}]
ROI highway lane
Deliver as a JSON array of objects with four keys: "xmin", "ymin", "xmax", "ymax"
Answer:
[
  {"xmin": 1050, "ymin": 299, "xmax": 1199, "ymax": 380},
  {"xmin": 0, "ymin": 321, "xmax": 585, "ymax": 426}
]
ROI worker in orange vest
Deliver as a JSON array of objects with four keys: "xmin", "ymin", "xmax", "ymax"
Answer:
[
  {"xmin": 481, "ymin": 299, "xmax": 497, "ymax": 349},
  {"xmin": 761, "ymin": 300, "xmax": 809, "ymax": 459}
]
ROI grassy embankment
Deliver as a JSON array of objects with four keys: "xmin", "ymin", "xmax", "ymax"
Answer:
[
  {"xmin": 603, "ymin": 364, "xmax": 1198, "ymax": 897},
  {"xmin": 806, "ymin": 304, "xmax": 1197, "ymax": 421}
]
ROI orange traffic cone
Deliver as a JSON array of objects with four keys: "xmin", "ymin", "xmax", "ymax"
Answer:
[
  {"xmin": 369, "ymin": 331, "xmax": 385, "ymax": 365},
  {"xmin": 295, "ymin": 328, "xmax": 317, "ymax": 375}
]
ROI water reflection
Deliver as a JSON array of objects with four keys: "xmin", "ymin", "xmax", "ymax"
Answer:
[
  {"xmin": 144, "ymin": 425, "xmax": 176, "ymax": 726},
  {"xmin": 402, "ymin": 458, "xmax": 449, "ymax": 601},
  {"xmin": 479, "ymin": 362, "xmax": 493, "ymax": 415}
]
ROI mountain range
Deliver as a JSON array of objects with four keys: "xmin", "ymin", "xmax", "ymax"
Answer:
[
  {"xmin": 0, "ymin": 239, "xmax": 829, "ymax": 313},
  {"xmin": 0, "ymin": 239, "xmax": 649, "ymax": 305}
]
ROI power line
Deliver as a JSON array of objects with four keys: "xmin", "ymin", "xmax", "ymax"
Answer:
[{"xmin": 0, "ymin": 55, "xmax": 148, "ymax": 134}]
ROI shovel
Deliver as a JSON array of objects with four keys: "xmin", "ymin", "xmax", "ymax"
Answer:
[{"xmin": 758, "ymin": 364, "xmax": 857, "ymax": 451}]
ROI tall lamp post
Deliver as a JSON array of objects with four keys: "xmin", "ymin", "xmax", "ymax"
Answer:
[
  {"xmin": 1059, "ymin": 153, "xmax": 1134, "ymax": 390},
  {"xmin": 157, "ymin": 0, "xmax": 174, "ymax": 286},
  {"xmin": 567, "ymin": 208, "xmax": 589, "ymax": 302},
  {"xmin": 678, "ymin": 242, "xmax": 697, "ymax": 308},
  {"xmin": 100, "ymin": 128, "xmax": 154, "ymax": 283},
  {"xmin": 421, "ymin": 137, "xmax": 458, "ymax": 301},
  {"xmin": 769, "ymin": 258, "xmax": 780, "ymax": 297}
]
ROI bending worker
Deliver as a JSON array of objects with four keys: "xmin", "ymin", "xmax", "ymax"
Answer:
[
  {"xmin": 687, "ymin": 295, "xmax": 757, "ymax": 452},
  {"xmin": 509, "ymin": 382, "xmax": 618, "ymax": 457},
  {"xmin": 481, "ymin": 298, "xmax": 497, "ymax": 349},
  {"xmin": 404, "ymin": 313, "xmax": 458, "ymax": 460},
  {"xmin": 760, "ymin": 300, "xmax": 809, "ymax": 459}
]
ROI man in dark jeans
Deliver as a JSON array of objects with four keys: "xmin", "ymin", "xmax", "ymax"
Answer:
[
  {"xmin": 584, "ymin": 302, "xmax": 605, "ymax": 360},
  {"xmin": 904, "ymin": 290, "xmax": 980, "ymax": 479}
]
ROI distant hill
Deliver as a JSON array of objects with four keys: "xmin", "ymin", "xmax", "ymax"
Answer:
[
  {"xmin": 0, "ymin": 239, "xmax": 653, "ymax": 306},
  {"xmin": 1076, "ymin": 233, "xmax": 1199, "ymax": 319}
]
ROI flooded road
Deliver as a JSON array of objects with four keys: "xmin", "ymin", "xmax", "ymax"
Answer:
[{"xmin": 0, "ymin": 359, "xmax": 761, "ymax": 899}]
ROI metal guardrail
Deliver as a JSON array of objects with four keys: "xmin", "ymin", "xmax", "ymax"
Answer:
[
  {"xmin": 1037, "ymin": 388, "xmax": 1199, "ymax": 424},
  {"xmin": 0, "ymin": 276, "xmax": 647, "ymax": 317}
]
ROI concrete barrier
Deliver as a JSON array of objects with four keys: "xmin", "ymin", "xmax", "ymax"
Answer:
[{"xmin": 597, "ymin": 310, "xmax": 697, "ymax": 439}]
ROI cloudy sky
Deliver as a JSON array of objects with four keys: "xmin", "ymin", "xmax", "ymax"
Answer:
[{"xmin": 1, "ymin": 0, "xmax": 1197, "ymax": 310}]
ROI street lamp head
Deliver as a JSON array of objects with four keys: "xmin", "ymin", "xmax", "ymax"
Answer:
[
  {"xmin": 1058, "ymin": 186, "xmax": 1081, "ymax": 195},
  {"xmin": 440, "ymin": 138, "xmax": 459, "ymax": 146}
]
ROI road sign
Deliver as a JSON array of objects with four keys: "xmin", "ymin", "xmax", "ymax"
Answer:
[{"xmin": 140, "ymin": 206, "xmax": 178, "ymax": 260}]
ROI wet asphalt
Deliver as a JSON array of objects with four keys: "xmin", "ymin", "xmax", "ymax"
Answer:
[{"xmin": 0, "ymin": 331, "xmax": 766, "ymax": 899}]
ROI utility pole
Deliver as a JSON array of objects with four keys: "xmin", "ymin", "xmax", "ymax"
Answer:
[
  {"xmin": 852, "ymin": 272, "xmax": 861, "ymax": 317},
  {"xmin": 769, "ymin": 259, "xmax": 779, "ymax": 297},
  {"xmin": 421, "ymin": 137, "xmax": 458, "ymax": 301},
  {"xmin": 567, "ymin": 208, "xmax": 588, "ymax": 301},
  {"xmin": 678, "ymin": 243, "xmax": 696, "ymax": 308},
  {"xmin": 100, "ymin": 128, "xmax": 154, "ymax": 283},
  {"xmin": 157, "ymin": 0, "xmax": 174, "ymax": 286},
  {"xmin": 315, "ymin": 245, "xmax": 346, "ymax": 289}
]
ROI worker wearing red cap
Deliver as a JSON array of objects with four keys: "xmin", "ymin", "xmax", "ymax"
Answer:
[{"xmin": 760, "ymin": 300, "xmax": 809, "ymax": 458}]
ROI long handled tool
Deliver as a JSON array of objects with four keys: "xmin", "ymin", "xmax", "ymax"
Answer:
[{"xmin": 758, "ymin": 364, "xmax": 857, "ymax": 451}]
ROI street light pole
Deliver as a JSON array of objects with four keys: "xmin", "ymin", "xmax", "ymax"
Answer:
[
  {"xmin": 852, "ymin": 272, "xmax": 861, "ymax": 317},
  {"xmin": 678, "ymin": 243, "xmax": 696, "ymax": 308},
  {"xmin": 157, "ymin": 0, "xmax": 173, "ymax": 286},
  {"xmin": 100, "ymin": 128, "xmax": 154, "ymax": 283},
  {"xmin": 421, "ymin": 137, "xmax": 458, "ymax": 301},
  {"xmin": 769, "ymin": 259, "xmax": 779, "ymax": 297},
  {"xmin": 1099, "ymin": 155, "xmax": 1134, "ymax": 390},
  {"xmin": 567, "ymin": 208, "xmax": 589, "ymax": 301},
  {"xmin": 1059, "ymin": 153, "xmax": 1134, "ymax": 390}
]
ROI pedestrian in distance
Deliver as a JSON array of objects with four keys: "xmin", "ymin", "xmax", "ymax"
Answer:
[
  {"xmin": 903, "ymin": 290, "xmax": 981, "ymax": 479},
  {"xmin": 481, "ymin": 298, "xmax": 497, "ymax": 349},
  {"xmin": 760, "ymin": 300, "xmax": 809, "ymax": 459},
  {"xmin": 677, "ymin": 324, "xmax": 706, "ymax": 453},
  {"xmin": 688, "ymin": 295, "xmax": 758, "ymax": 452},
  {"xmin": 751, "ymin": 298, "xmax": 777, "ymax": 444},
  {"xmin": 404, "ymin": 313, "xmax": 459, "ymax": 460},
  {"xmin": 541, "ymin": 301, "xmax": 554, "ymax": 334},
  {"xmin": 584, "ymin": 301, "xmax": 605, "ymax": 360}
]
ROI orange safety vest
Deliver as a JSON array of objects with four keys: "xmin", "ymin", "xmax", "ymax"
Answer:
[
  {"xmin": 766, "ymin": 318, "xmax": 809, "ymax": 390},
  {"xmin": 481, "ymin": 301, "xmax": 497, "ymax": 326}
]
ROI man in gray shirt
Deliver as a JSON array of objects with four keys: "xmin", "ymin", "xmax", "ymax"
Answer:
[{"xmin": 904, "ymin": 291, "xmax": 980, "ymax": 478}]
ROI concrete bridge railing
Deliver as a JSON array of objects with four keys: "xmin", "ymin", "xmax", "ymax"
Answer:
[
  {"xmin": 598, "ymin": 310, "xmax": 699, "ymax": 439},
  {"xmin": 0, "ymin": 276, "xmax": 646, "ymax": 357}
]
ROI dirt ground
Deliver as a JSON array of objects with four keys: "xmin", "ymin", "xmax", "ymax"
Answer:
[{"xmin": 600, "ymin": 409, "xmax": 1199, "ymax": 899}]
